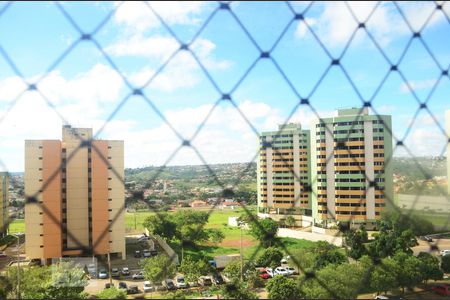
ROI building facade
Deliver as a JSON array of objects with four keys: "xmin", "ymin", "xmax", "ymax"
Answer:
[
  {"xmin": 0, "ymin": 172, "xmax": 8, "ymax": 237},
  {"xmin": 311, "ymin": 108, "xmax": 393, "ymax": 227},
  {"xmin": 257, "ymin": 108, "xmax": 393, "ymax": 228},
  {"xmin": 25, "ymin": 126, "xmax": 125, "ymax": 261},
  {"xmin": 446, "ymin": 110, "xmax": 450, "ymax": 195},
  {"xmin": 257, "ymin": 123, "xmax": 311, "ymax": 216}
]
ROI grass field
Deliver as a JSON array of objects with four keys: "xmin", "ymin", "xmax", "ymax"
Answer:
[
  {"xmin": 128, "ymin": 207, "xmax": 317, "ymax": 260},
  {"xmin": 8, "ymin": 219, "xmax": 25, "ymax": 233}
]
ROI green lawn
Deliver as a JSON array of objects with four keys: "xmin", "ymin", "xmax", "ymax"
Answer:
[
  {"xmin": 132, "ymin": 207, "xmax": 318, "ymax": 261},
  {"xmin": 8, "ymin": 219, "xmax": 25, "ymax": 234}
]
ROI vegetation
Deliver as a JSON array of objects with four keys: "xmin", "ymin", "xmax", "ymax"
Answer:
[
  {"xmin": 248, "ymin": 218, "xmax": 279, "ymax": 247},
  {"xmin": 220, "ymin": 281, "xmax": 259, "ymax": 299},
  {"xmin": 96, "ymin": 287, "xmax": 126, "ymax": 299},
  {"xmin": 343, "ymin": 226, "xmax": 368, "ymax": 260},
  {"xmin": 4, "ymin": 262, "xmax": 88, "ymax": 299},
  {"xmin": 141, "ymin": 255, "xmax": 176, "ymax": 284},
  {"xmin": 266, "ymin": 276, "xmax": 301, "ymax": 299},
  {"xmin": 179, "ymin": 256, "xmax": 213, "ymax": 285},
  {"xmin": 442, "ymin": 255, "xmax": 450, "ymax": 273},
  {"xmin": 256, "ymin": 247, "xmax": 283, "ymax": 269},
  {"xmin": 143, "ymin": 210, "xmax": 224, "ymax": 255}
]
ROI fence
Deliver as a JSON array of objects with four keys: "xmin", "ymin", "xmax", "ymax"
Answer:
[{"xmin": 0, "ymin": 1, "xmax": 449, "ymax": 299}]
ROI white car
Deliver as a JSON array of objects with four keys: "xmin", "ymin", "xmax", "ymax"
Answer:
[
  {"xmin": 374, "ymin": 295, "xmax": 389, "ymax": 300},
  {"xmin": 175, "ymin": 276, "xmax": 188, "ymax": 288},
  {"xmin": 98, "ymin": 268, "xmax": 108, "ymax": 279},
  {"xmin": 440, "ymin": 249, "xmax": 450, "ymax": 256},
  {"xmin": 286, "ymin": 267, "xmax": 296, "ymax": 276},
  {"xmin": 265, "ymin": 268, "xmax": 274, "ymax": 278},
  {"xmin": 143, "ymin": 281, "xmax": 153, "ymax": 292},
  {"xmin": 274, "ymin": 267, "xmax": 290, "ymax": 276},
  {"xmin": 132, "ymin": 271, "xmax": 145, "ymax": 280}
]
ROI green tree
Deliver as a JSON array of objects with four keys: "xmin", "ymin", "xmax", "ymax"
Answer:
[
  {"xmin": 300, "ymin": 263, "xmax": 364, "ymax": 299},
  {"xmin": 285, "ymin": 216, "xmax": 296, "ymax": 228},
  {"xmin": 417, "ymin": 252, "xmax": 443, "ymax": 284},
  {"xmin": 208, "ymin": 228, "xmax": 225, "ymax": 245},
  {"xmin": 290, "ymin": 248, "xmax": 317, "ymax": 273},
  {"xmin": 368, "ymin": 228, "xmax": 417, "ymax": 260},
  {"xmin": 0, "ymin": 275, "xmax": 12, "ymax": 299},
  {"xmin": 5, "ymin": 262, "xmax": 88, "ymax": 299},
  {"xmin": 256, "ymin": 247, "xmax": 283, "ymax": 269},
  {"xmin": 266, "ymin": 276, "xmax": 301, "ymax": 299},
  {"xmin": 221, "ymin": 282, "xmax": 259, "ymax": 299},
  {"xmin": 223, "ymin": 259, "xmax": 242, "ymax": 282},
  {"xmin": 143, "ymin": 212, "xmax": 176, "ymax": 240},
  {"xmin": 393, "ymin": 252, "xmax": 423, "ymax": 293},
  {"xmin": 179, "ymin": 256, "xmax": 212, "ymax": 286},
  {"xmin": 344, "ymin": 227, "xmax": 368, "ymax": 260},
  {"xmin": 141, "ymin": 255, "xmax": 176, "ymax": 284},
  {"xmin": 370, "ymin": 258, "xmax": 399, "ymax": 295},
  {"xmin": 314, "ymin": 248, "xmax": 347, "ymax": 269},
  {"xmin": 96, "ymin": 287, "xmax": 127, "ymax": 299},
  {"xmin": 248, "ymin": 218, "xmax": 278, "ymax": 247},
  {"xmin": 441, "ymin": 254, "xmax": 450, "ymax": 273}
]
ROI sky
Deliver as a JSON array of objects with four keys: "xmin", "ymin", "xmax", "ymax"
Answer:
[{"xmin": 0, "ymin": 1, "xmax": 449, "ymax": 172}]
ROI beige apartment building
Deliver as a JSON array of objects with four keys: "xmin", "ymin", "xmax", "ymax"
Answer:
[
  {"xmin": 0, "ymin": 172, "xmax": 8, "ymax": 237},
  {"xmin": 447, "ymin": 110, "xmax": 450, "ymax": 195},
  {"xmin": 25, "ymin": 126, "xmax": 125, "ymax": 262}
]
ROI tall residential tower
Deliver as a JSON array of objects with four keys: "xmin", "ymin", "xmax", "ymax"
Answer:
[
  {"xmin": 257, "ymin": 108, "xmax": 393, "ymax": 228},
  {"xmin": 25, "ymin": 126, "xmax": 125, "ymax": 262},
  {"xmin": 257, "ymin": 124, "xmax": 311, "ymax": 216},
  {"xmin": 446, "ymin": 110, "xmax": 450, "ymax": 195},
  {"xmin": 311, "ymin": 108, "xmax": 393, "ymax": 228}
]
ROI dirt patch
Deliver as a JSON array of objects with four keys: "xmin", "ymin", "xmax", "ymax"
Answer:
[{"xmin": 220, "ymin": 239, "xmax": 255, "ymax": 248}]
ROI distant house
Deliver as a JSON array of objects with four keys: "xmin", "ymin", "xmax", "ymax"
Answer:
[
  {"xmin": 190, "ymin": 200, "xmax": 208, "ymax": 208},
  {"xmin": 221, "ymin": 200, "xmax": 239, "ymax": 210}
]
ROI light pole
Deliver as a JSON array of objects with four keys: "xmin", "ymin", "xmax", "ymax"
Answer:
[
  {"xmin": 238, "ymin": 221, "xmax": 243, "ymax": 281},
  {"xmin": 12, "ymin": 234, "xmax": 20, "ymax": 299}
]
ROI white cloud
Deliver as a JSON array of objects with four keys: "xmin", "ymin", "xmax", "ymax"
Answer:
[
  {"xmin": 399, "ymin": 79, "xmax": 436, "ymax": 93},
  {"xmin": 296, "ymin": 2, "xmax": 448, "ymax": 47},
  {"xmin": 114, "ymin": 1, "xmax": 206, "ymax": 33}
]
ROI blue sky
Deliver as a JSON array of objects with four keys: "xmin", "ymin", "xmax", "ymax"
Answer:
[{"xmin": 0, "ymin": 1, "xmax": 449, "ymax": 171}]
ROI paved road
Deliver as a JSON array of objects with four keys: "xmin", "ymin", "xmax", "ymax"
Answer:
[{"xmin": 412, "ymin": 239, "xmax": 450, "ymax": 256}]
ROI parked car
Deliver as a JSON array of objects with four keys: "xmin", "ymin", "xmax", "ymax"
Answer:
[
  {"xmin": 98, "ymin": 268, "xmax": 108, "ymax": 279},
  {"xmin": 150, "ymin": 249, "xmax": 158, "ymax": 256},
  {"xmin": 175, "ymin": 276, "xmax": 188, "ymax": 288},
  {"xmin": 280, "ymin": 256, "xmax": 290, "ymax": 264},
  {"xmin": 29, "ymin": 258, "xmax": 41, "ymax": 266},
  {"xmin": 198, "ymin": 276, "xmax": 212, "ymax": 286},
  {"xmin": 134, "ymin": 250, "xmax": 141, "ymax": 258},
  {"xmin": 0, "ymin": 252, "xmax": 7, "ymax": 258},
  {"xmin": 213, "ymin": 273, "xmax": 224, "ymax": 285},
  {"xmin": 87, "ymin": 263, "xmax": 96, "ymax": 276},
  {"xmin": 143, "ymin": 281, "xmax": 153, "ymax": 292},
  {"xmin": 432, "ymin": 284, "xmax": 450, "ymax": 296},
  {"xmin": 274, "ymin": 267, "xmax": 290, "ymax": 276},
  {"xmin": 143, "ymin": 249, "xmax": 152, "ymax": 258},
  {"xmin": 258, "ymin": 269, "xmax": 271, "ymax": 279},
  {"xmin": 118, "ymin": 282, "xmax": 127, "ymax": 290},
  {"xmin": 163, "ymin": 279, "xmax": 176, "ymax": 290},
  {"xmin": 137, "ymin": 235, "xmax": 149, "ymax": 242},
  {"xmin": 127, "ymin": 285, "xmax": 139, "ymax": 294},
  {"xmin": 111, "ymin": 267, "xmax": 120, "ymax": 278},
  {"xmin": 265, "ymin": 268, "xmax": 274, "ymax": 278},
  {"xmin": 121, "ymin": 267, "xmax": 130, "ymax": 276},
  {"xmin": 440, "ymin": 249, "xmax": 450, "ymax": 256},
  {"xmin": 104, "ymin": 282, "xmax": 114, "ymax": 289},
  {"xmin": 373, "ymin": 295, "xmax": 389, "ymax": 300},
  {"xmin": 132, "ymin": 271, "xmax": 145, "ymax": 280},
  {"xmin": 286, "ymin": 267, "xmax": 296, "ymax": 275}
]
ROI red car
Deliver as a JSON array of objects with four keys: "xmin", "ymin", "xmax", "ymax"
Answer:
[
  {"xmin": 432, "ymin": 284, "xmax": 450, "ymax": 296},
  {"xmin": 258, "ymin": 269, "xmax": 271, "ymax": 279}
]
